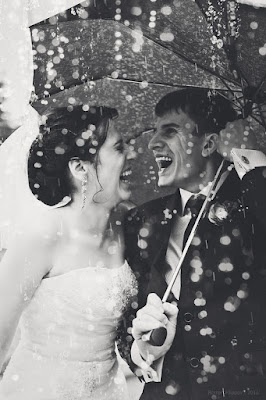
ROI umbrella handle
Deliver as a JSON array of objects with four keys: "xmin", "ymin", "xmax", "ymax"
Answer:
[
  {"xmin": 149, "ymin": 327, "xmax": 167, "ymax": 346},
  {"xmin": 142, "ymin": 327, "xmax": 167, "ymax": 346}
]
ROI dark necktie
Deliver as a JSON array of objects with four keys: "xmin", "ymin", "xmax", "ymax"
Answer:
[{"xmin": 183, "ymin": 194, "xmax": 206, "ymax": 248}]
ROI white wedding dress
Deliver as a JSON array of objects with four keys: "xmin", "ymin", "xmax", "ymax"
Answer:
[{"xmin": 0, "ymin": 261, "xmax": 137, "ymax": 400}]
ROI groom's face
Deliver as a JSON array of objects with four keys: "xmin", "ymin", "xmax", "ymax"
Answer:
[{"xmin": 148, "ymin": 108, "xmax": 207, "ymax": 190}]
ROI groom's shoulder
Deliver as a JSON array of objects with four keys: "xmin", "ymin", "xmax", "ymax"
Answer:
[{"xmin": 125, "ymin": 193, "xmax": 175, "ymax": 223}]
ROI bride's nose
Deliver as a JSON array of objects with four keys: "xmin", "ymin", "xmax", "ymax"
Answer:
[{"xmin": 125, "ymin": 143, "xmax": 136, "ymax": 161}]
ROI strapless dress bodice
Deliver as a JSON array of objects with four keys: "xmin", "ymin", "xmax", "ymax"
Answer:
[{"xmin": 0, "ymin": 261, "xmax": 138, "ymax": 400}]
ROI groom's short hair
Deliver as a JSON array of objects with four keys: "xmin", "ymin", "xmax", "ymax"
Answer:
[{"xmin": 155, "ymin": 88, "xmax": 238, "ymax": 136}]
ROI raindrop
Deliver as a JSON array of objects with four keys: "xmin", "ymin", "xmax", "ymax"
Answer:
[
  {"xmin": 132, "ymin": 44, "xmax": 141, "ymax": 52},
  {"xmin": 250, "ymin": 21, "xmax": 258, "ymax": 30},
  {"xmin": 82, "ymin": 104, "xmax": 90, "ymax": 112},
  {"xmin": 139, "ymin": 81, "xmax": 149, "ymax": 89},
  {"xmin": 131, "ymin": 7, "xmax": 142, "ymax": 16},
  {"xmin": 237, "ymin": 290, "xmax": 247, "ymax": 299},
  {"xmin": 82, "ymin": 130, "xmax": 92, "ymax": 140},
  {"xmin": 139, "ymin": 228, "xmax": 149, "ymax": 237},
  {"xmin": 52, "ymin": 38, "xmax": 60, "ymax": 47},
  {"xmin": 138, "ymin": 239, "xmax": 147, "ymax": 249},
  {"xmin": 209, "ymin": 365, "xmax": 217, "ymax": 374},
  {"xmin": 165, "ymin": 382, "xmax": 179, "ymax": 396},
  {"xmin": 161, "ymin": 6, "xmax": 172, "ymax": 15},
  {"xmin": 191, "ymin": 273, "xmax": 200, "ymax": 282},
  {"xmin": 53, "ymin": 56, "xmax": 61, "ymax": 64},
  {"xmin": 160, "ymin": 32, "xmax": 174, "ymax": 42},
  {"xmin": 111, "ymin": 71, "xmax": 119, "ymax": 79},
  {"xmin": 198, "ymin": 310, "xmax": 207, "ymax": 319},
  {"xmin": 191, "ymin": 235, "xmax": 201, "ymax": 246},
  {"xmin": 220, "ymin": 235, "xmax": 231, "ymax": 245},
  {"xmin": 72, "ymin": 71, "xmax": 79, "ymax": 79},
  {"xmin": 34, "ymin": 162, "xmax": 42, "ymax": 168},
  {"xmin": 55, "ymin": 146, "xmax": 65, "ymax": 155},
  {"xmin": 259, "ymin": 46, "xmax": 266, "ymax": 56},
  {"xmin": 37, "ymin": 44, "xmax": 46, "ymax": 54},
  {"xmin": 232, "ymin": 228, "xmax": 240, "ymax": 237},
  {"xmin": 68, "ymin": 97, "xmax": 76, "ymax": 105},
  {"xmin": 242, "ymin": 272, "xmax": 250, "ymax": 280}
]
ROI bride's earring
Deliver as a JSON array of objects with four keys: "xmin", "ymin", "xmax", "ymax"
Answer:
[{"xmin": 81, "ymin": 175, "xmax": 87, "ymax": 210}]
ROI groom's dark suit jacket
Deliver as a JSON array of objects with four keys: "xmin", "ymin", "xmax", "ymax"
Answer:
[{"xmin": 121, "ymin": 168, "xmax": 266, "ymax": 400}]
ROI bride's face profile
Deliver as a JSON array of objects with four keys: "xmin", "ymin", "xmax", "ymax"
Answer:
[{"xmin": 91, "ymin": 121, "xmax": 132, "ymax": 206}]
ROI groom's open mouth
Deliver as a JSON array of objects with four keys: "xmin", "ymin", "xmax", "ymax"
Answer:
[
  {"xmin": 120, "ymin": 167, "xmax": 132, "ymax": 184},
  {"xmin": 155, "ymin": 155, "xmax": 173, "ymax": 173}
]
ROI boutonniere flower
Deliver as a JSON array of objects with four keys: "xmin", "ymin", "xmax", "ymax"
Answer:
[{"xmin": 208, "ymin": 200, "xmax": 239, "ymax": 226}]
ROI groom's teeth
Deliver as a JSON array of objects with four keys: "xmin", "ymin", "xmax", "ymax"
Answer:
[
  {"xmin": 156, "ymin": 156, "xmax": 172, "ymax": 162},
  {"xmin": 155, "ymin": 156, "xmax": 173, "ymax": 171}
]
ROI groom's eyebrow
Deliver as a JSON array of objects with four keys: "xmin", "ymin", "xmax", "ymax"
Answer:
[{"xmin": 153, "ymin": 123, "xmax": 180, "ymax": 134}]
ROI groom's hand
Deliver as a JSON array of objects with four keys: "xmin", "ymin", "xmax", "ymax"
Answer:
[{"xmin": 132, "ymin": 293, "xmax": 178, "ymax": 364}]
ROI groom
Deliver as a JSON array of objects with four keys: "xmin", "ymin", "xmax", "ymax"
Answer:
[{"xmin": 123, "ymin": 88, "xmax": 266, "ymax": 400}]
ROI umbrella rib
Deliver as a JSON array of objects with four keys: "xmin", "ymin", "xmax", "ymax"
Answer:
[
  {"xmin": 216, "ymin": 91, "xmax": 242, "ymax": 111},
  {"xmin": 257, "ymin": 103, "xmax": 266, "ymax": 129},
  {"xmin": 125, "ymin": 128, "xmax": 154, "ymax": 144},
  {"xmin": 102, "ymin": 76, "xmax": 242, "ymax": 91},
  {"xmin": 253, "ymin": 71, "xmax": 266, "ymax": 100},
  {"xmin": 148, "ymin": 43, "xmax": 240, "ymax": 89},
  {"xmin": 117, "ymin": 21, "xmax": 241, "ymax": 89},
  {"xmin": 218, "ymin": 77, "xmax": 243, "ymax": 108}
]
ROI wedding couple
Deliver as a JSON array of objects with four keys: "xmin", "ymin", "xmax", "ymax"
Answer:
[{"xmin": 0, "ymin": 88, "xmax": 266, "ymax": 400}]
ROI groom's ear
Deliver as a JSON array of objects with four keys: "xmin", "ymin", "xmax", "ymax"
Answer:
[
  {"xmin": 68, "ymin": 158, "xmax": 89, "ymax": 182},
  {"xmin": 202, "ymin": 133, "xmax": 218, "ymax": 157}
]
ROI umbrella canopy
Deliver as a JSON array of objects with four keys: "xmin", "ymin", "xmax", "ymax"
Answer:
[
  {"xmin": 31, "ymin": 0, "xmax": 266, "ymax": 131},
  {"xmin": 30, "ymin": 0, "xmax": 266, "ymax": 204}
]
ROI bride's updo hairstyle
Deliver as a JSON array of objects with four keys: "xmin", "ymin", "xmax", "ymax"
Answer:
[{"xmin": 28, "ymin": 105, "xmax": 118, "ymax": 206}]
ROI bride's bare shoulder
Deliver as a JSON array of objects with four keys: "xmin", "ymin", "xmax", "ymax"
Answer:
[{"xmin": 17, "ymin": 204, "xmax": 61, "ymax": 244}]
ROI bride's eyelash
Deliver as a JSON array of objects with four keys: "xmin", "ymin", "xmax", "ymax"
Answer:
[{"xmin": 115, "ymin": 143, "xmax": 125, "ymax": 153}]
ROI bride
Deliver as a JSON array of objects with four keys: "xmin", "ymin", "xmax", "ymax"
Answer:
[{"xmin": 0, "ymin": 104, "xmax": 137, "ymax": 400}]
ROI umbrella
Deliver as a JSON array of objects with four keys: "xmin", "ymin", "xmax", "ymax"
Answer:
[{"xmin": 29, "ymin": 0, "xmax": 266, "ymax": 204}]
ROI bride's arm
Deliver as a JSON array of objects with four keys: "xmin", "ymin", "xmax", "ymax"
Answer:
[{"xmin": 0, "ymin": 215, "xmax": 55, "ymax": 371}]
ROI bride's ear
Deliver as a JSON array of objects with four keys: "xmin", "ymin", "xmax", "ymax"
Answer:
[{"xmin": 68, "ymin": 158, "xmax": 90, "ymax": 182}]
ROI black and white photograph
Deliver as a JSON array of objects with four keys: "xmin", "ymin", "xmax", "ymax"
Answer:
[{"xmin": 0, "ymin": 1, "xmax": 266, "ymax": 399}]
